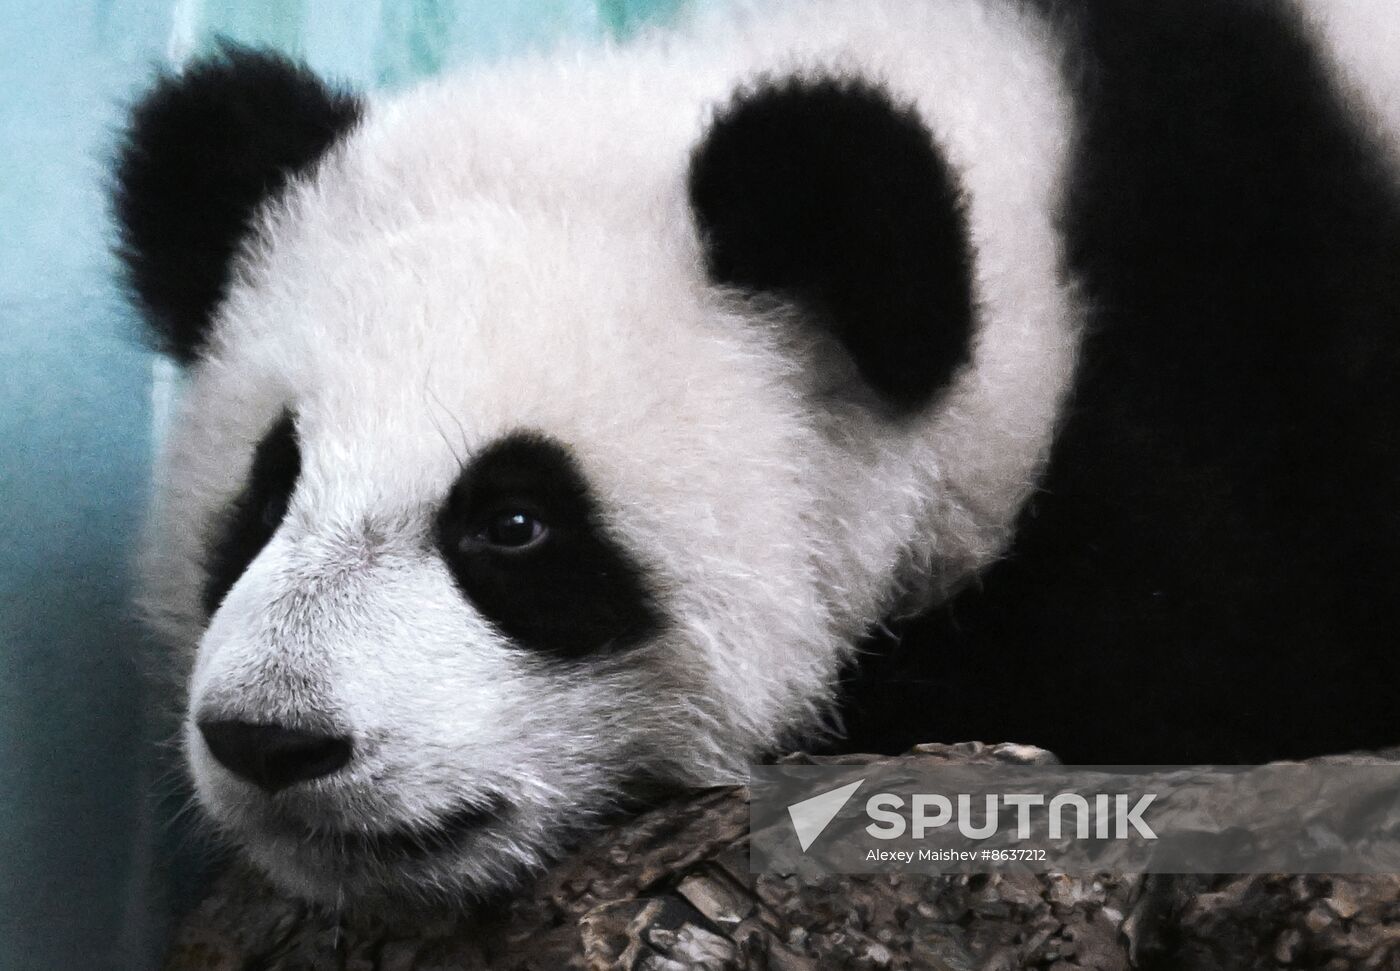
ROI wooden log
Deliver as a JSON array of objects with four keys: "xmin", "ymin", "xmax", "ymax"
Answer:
[{"xmin": 164, "ymin": 743, "xmax": 1400, "ymax": 970}]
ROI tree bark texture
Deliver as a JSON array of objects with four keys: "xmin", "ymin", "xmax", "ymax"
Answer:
[{"xmin": 165, "ymin": 743, "xmax": 1400, "ymax": 971}]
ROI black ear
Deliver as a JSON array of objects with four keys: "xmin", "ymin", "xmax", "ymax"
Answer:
[
  {"xmin": 112, "ymin": 46, "xmax": 361, "ymax": 363},
  {"xmin": 688, "ymin": 76, "xmax": 976, "ymax": 414}
]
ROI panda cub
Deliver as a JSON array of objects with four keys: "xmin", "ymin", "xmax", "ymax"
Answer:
[{"xmin": 114, "ymin": 0, "xmax": 1400, "ymax": 903}]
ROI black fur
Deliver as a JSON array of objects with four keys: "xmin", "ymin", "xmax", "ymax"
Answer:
[
  {"xmin": 435, "ymin": 433, "xmax": 666, "ymax": 657},
  {"xmin": 204, "ymin": 412, "xmax": 300, "ymax": 615},
  {"xmin": 838, "ymin": 0, "xmax": 1400, "ymax": 764},
  {"xmin": 113, "ymin": 46, "xmax": 361, "ymax": 363},
  {"xmin": 688, "ymin": 75, "xmax": 975, "ymax": 414}
]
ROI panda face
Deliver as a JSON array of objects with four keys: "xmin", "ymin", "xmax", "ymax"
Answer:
[
  {"xmin": 162, "ymin": 205, "xmax": 843, "ymax": 901},
  {"xmin": 118, "ymin": 0, "xmax": 1079, "ymax": 902}
]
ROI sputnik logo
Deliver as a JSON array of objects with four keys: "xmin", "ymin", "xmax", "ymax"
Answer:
[{"xmin": 786, "ymin": 778, "xmax": 865, "ymax": 851}]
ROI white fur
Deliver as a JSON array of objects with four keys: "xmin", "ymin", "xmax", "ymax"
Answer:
[
  {"xmin": 1298, "ymin": 0, "xmax": 1400, "ymax": 162},
  {"xmin": 142, "ymin": 0, "xmax": 1078, "ymax": 902}
]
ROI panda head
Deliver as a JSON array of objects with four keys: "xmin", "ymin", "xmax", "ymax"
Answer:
[{"xmin": 115, "ymin": 36, "xmax": 1068, "ymax": 903}]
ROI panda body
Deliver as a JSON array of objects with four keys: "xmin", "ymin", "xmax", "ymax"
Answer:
[{"xmin": 114, "ymin": 0, "xmax": 1400, "ymax": 903}]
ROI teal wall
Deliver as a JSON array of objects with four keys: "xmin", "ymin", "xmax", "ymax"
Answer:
[{"xmin": 0, "ymin": 2, "xmax": 688, "ymax": 968}]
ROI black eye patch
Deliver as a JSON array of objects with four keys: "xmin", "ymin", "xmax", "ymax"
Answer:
[
  {"xmin": 203, "ymin": 412, "xmax": 300, "ymax": 615},
  {"xmin": 435, "ymin": 433, "xmax": 666, "ymax": 657}
]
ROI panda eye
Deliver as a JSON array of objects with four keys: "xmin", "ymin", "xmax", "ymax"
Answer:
[
  {"xmin": 472, "ymin": 510, "xmax": 549, "ymax": 551},
  {"xmin": 260, "ymin": 494, "xmax": 291, "ymax": 530}
]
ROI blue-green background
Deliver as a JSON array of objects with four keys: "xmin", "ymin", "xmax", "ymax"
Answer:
[{"xmin": 0, "ymin": 1, "xmax": 687, "ymax": 967}]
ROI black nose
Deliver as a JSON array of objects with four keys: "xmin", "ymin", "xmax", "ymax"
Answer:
[{"xmin": 198, "ymin": 719, "xmax": 352, "ymax": 792}]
